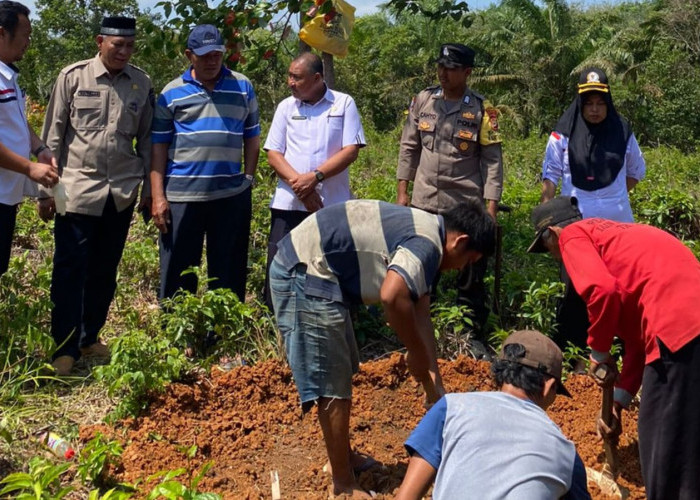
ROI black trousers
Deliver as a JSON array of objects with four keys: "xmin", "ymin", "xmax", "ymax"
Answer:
[
  {"xmin": 0, "ymin": 202, "xmax": 18, "ymax": 277},
  {"xmin": 638, "ymin": 336, "xmax": 700, "ymax": 500},
  {"xmin": 264, "ymin": 208, "xmax": 311, "ymax": 310},
  {"xmin": 159, "ymin": 188, "xmax": 252, "ymax": 302},
  {"xmin": 51, "ymin": 194, "xmax": 134, "ymax": 360},
  {"xmin": 553, "ymin": 264, "xmax": 589, "ymax": 351}
]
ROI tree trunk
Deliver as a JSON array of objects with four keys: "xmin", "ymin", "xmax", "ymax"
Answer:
[{"xmin": 322, "ymin": 52, "xmax": 335, "ymax": 89}]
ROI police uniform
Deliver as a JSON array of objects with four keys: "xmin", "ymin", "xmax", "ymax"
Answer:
[
  {"xmin": 41, "ymin": 17, "xmax": 153, "ymax": 366},
  {"xmin": 397, "ymin": 43, "xmax": 503, "ymax": 333},
  {"xmin": 397, "ymin": 85, "xmax": 503, "ymax": 212}
]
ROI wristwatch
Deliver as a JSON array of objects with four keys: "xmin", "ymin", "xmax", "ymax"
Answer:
[
  {"xmin": 314, "ymin": 169, "xmax": 325, "ymax": 182},
  {"xmin": 33, "ymin": 144, "xmax": 49, "ymax": 156}
]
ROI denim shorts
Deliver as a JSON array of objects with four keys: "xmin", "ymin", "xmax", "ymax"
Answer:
[{"xmin": 269, "ymin": 259, "xmax": 359, "ymax": 409}]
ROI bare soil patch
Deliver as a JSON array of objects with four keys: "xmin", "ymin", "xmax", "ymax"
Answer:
[{"xmin": 82, "ymin": 354, "xmax": 644, "ymax": 499}]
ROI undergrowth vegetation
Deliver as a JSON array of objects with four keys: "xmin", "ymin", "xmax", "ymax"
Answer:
[
  {"xmin": 3, "ymin": 0, "xmax": 700, "ymax": 493},
  {"xmin": 1, "ymin": 122, "xmax": 698, "ymax": 495}
]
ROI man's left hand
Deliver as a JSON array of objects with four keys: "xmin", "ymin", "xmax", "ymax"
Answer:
[
  {"xmin": 290, "ymin": 172, "xmax": 317, "ymax": 200},
  {"xmin": 596, "ymin": 403, "xmax": 623, "ymax": 442}
]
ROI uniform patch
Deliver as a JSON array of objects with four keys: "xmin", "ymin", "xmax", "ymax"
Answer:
[
  {"xmin": 459, "ymin": 142, "xmax": 469, "ymax": 151},
  {"xmin": 77, "ymin": 90, "xmax": 100, "ymax": 97},
  {"xmin": 292, "ymin": 115, "xmax": 307, "ymax": 120},
  {"xmin": 463, "ymin": 95, "xmax": 470, "ymax": 104},
  {"xmin": 419, "ymin": 121, "xmax": 431, "ymax": 130},
  {"xmin": 551, "ymin": 132, "xmax": 561, "ymax": 140},
  {"xmin": 486, "ymin": 107, "xmax": 499, "ymax": 131},
  {"xmin": 462, "ymin": 112, "xmax": 475, "ymax": 119},
  {"xmin": 458, "ymin": 130, "xmax": 473, "ymax": 139},
  {"xmin": 132, "ymin": 83, "xmax": 139, "ymax": 90}
]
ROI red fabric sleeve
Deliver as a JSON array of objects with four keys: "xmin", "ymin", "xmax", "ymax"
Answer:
[
  {"xmin": 617, "ymin": 331, "xmax": 645, "ymax": 403},
  {"xmin": 559, "ymin": 229, "xmax": 622, "ymax": 354}
]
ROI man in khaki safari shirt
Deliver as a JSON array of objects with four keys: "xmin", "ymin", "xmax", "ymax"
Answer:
[
  {"xmin": 38, "ymin": 16, "xmax": 153, "ymax": 376},
  {"xmin": 397, "ymin": 43, "xmax": 503, "ymax": 342}
]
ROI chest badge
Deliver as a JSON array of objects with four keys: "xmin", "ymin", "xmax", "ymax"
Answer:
[
  {"xmin": 459, "ymin": 142, "xmax": 469, "ymax": 151},
  {"xmin": 458, "ymin": 129, "xmax": 473, "ymax": 140},
  {"xmin": 132, "ymin": 84, "xmax": 139, "ymax": 90},
  {"xmin": 462, "ymin": 112, "xmax": 475, "ymax": 119},
  {"xmin": 419, "ymin": 121, "xmax": 431, "ymax": 130}
]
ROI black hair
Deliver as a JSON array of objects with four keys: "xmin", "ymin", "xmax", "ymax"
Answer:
[
  {"xmin": 293, "ymin": 52, "xmax": 324, "ymax": 77},
  {"xmin": 491, "ymin": 343, "xmax": 548, "ymax": 400},
  {"xmin": 0, "ymin": 1, "xmax": 29, "ymax": 37},
  {"xmin": 442, "ymin": 198, "xmax": 496, "ymax": 257}
]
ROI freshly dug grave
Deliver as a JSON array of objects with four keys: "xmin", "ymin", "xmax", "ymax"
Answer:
[{"xmin": 82, "ymin": 354, "xmax": 644, "ymax": 499}]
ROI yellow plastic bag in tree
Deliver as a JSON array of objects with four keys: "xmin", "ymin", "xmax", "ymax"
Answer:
[{"xmin": 299, "ymin": 0, "xmax": 355, "ymax": 58}]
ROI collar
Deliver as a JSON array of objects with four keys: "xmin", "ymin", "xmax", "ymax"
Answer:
[
  {"xmin": 93, "ymin": 54, "xmax": 133, "ymax": 79},
  {"xmin": 297, "ymin": 84, "xmax": 334, "ymax": 106},
  {"xmin": 182, "ymin": 65, "xmax": 232, "ymax": 87},
  {"xmin": 0, "ymin": 60, "xmax": 19, "ymax": 80}
]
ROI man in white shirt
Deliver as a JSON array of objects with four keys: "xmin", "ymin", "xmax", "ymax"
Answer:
[
  {"xmin": 263, "ymin": 52, "xmax": 365, "ymax": 308},
  {"xmin": 0, "ymin": 0, "xmax": 58, "ymax": 276}
]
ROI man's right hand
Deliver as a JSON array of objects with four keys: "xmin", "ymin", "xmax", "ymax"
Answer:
[
  {"xmin": 589, "ymin": 356, "xmax": 619, "ymax": 388},
  {"xmin": 37, "ymin": 198, "xmax": 56, "ymax": 222},
  {"xmin": 301, "ymin": 190, "xmax": 324, "ymax": 213},
  {"xmin": 151, "ymin": 196, "xmax": 171, "ymax": 233},
  {"xmin": 28, "ymin": 161, "xmax": 59, "ymax": 189}
]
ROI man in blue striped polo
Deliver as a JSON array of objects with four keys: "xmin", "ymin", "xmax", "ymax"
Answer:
[
  {"xmin": 150, "ymin": 25, "xmax": 260, "ymax": 312},
  {"xmin": 269, "ymin": 198, "xmax": 495, "ymax": 498}
]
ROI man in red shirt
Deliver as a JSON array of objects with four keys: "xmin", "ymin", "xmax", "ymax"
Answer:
[{"xmin": 528, "ymin": 196, "xmax": 700, "ymax": 500}]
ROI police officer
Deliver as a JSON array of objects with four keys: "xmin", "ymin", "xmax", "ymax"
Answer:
[
  {"xmin": 397, "ymin": 43, "xmax": 503, "ymax": 340},
  {"xmin": 38, "ymin": 16, "xmax": 153, "ymax": 375}
]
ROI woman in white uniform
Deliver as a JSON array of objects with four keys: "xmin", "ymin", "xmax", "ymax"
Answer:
[
  {"xmin": 541, "ymin": 67, "xmax": 645, "ymax": 222},
  {"xmin": 540, "ymin": 67, "xmax": 646, "ymax": 356}
]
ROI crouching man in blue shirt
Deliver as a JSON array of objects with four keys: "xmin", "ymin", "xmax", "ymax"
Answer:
[{"xmin": 396, "ymin": 330, "xmax": 591, "ymax": 500}]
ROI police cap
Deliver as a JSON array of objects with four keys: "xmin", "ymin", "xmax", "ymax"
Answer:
[{"xmin": 435, "ymin": 43, "xmax": 475, "ymax": 69}]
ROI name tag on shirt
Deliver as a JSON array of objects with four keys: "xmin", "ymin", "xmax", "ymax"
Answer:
[
  {"xmin": 77, "ymin": 90, "xmax": 101, "ymax": 97},
  {"xmin": 292, "ymin": 115, "xmax": 307, "ymax": 120}
]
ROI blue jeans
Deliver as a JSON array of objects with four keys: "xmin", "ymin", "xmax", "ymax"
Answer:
[
  {"xmin": 269, "ymin": 259, "xmax": 359, "ymax": 410},
  {"xmin": 51, "ymin": 194, "xmax": 134, "ymax": 360}
]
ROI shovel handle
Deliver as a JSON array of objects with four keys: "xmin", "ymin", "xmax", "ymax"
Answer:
[{"xmin": 602, "ymin": 384, "xmax": 614, "ymax": 426}]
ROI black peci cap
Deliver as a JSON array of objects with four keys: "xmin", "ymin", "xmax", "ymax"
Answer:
[
  {"xmin": 100, "ymin": 16, "xmax": 136, "ymax": 37},
  {"xmin": 435, "ymin": 43, "xmax": 475, "ymax": 68}
]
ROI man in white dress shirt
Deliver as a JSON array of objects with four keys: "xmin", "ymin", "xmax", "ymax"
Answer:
[{"xmin": 263, "ymin": 51, "xmax": 366, "ymax": 308}]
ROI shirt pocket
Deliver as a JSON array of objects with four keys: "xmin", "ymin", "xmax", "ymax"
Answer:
[
  {"xmin": 117, "ymin": 97, "xmax": 142, "ymax": 136},
  {"xmin": 328, "ymin": 112, "xmax": 344, "ymax": 132},
  {"xmin": 71, "ymin": 93, "xmax": 104, "ymax": 130},
  {"xmin": 418, "ymin": 120, "xmax": 436, "ymax": 151},
  {"xmin": 453, "ymin": 124, "xmax": 479, "ymax": 156}
]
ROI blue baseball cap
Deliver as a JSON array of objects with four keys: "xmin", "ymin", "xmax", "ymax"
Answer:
[{"xmin": 187, "ymin": 24, "xmax": 225, "ymax": 56}]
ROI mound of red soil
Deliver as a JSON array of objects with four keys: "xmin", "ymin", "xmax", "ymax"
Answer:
[{"xmin": 82, "ymin": 354, "xmax": 644, "ymax": 499}]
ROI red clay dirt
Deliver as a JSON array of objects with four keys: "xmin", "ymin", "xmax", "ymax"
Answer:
[{"xmin": 82, "ymin": 354, "xmax": 644, "ymax": 499}]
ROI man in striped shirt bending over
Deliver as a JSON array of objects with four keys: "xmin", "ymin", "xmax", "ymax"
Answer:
[
  {"xmin": 269, "ymin": 198, "xmax": 495, "ymax": 498},
  {"xmin": 151, "ymin": 24, "xmax": 260, "ymax": 311}
]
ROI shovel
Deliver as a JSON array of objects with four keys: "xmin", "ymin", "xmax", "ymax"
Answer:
[{"xmin": 586, "ymin": 382, "xmax": 628, "ymax": 499}]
